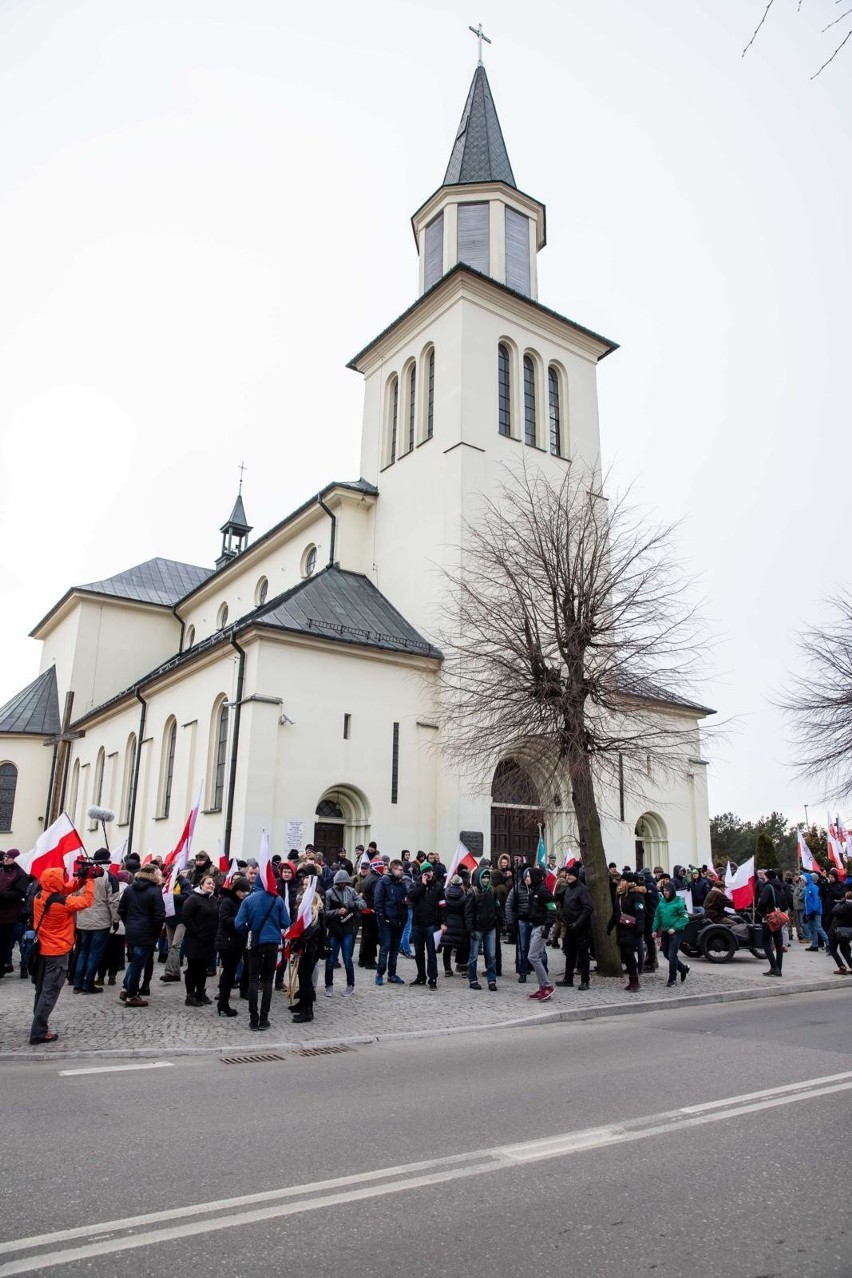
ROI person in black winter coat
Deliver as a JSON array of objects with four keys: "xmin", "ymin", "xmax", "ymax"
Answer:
[
  {"xmin": 638, "ymin": 868, "xmax": 660, "ymax": 973},
  {"xmin": 439, "ymin": 875, "xmax": 468, "ymax": 976},
  {"xmin": 215, "ymin": 877, "xmax": 250, "ymax": 1015},
  {"xmin": 524, "ymin": 866, "xmax": 556, "ymax": 999},
  {"xmin": 505, "ymin": 876, "xmax": 534, "ymax": 983},
  {"xmin": 463, "ymin": 866, "xmax": 499, "ymax": 991},
  {"xmin": 606, "ymin": 872, "xmax": 646, "ymax": 992},
  {"xmin": 358, "ymin": 862, "xmax": 383, "ymax": 970},
  {"xmin": 758, "ymin": 868, "xmax": 787, "ymax": 977},
  {"xmin": 181, "ymin": 876, "xmax": 220, "ymax": 1006},
  {"xmin": 407, "ymin": 863, "xmax": 443, "ymax": 988},
  {"xmin": 374, "ymin": 860, "xmax": 408, "ymax": 984},
  {"xmin": 274, "ymin": 861, "xmax": 300, "ymax": 990},
  {"xmin": 118, "ymin": 864, "xmax": 166, "ymax": 1005},
  {"xmin": 558, "ymin": 866, "xmax": 594, "ymax": 990},
  {"xmin": 828, "ymin": 889, "xmax": 852, "ymax": 973}
]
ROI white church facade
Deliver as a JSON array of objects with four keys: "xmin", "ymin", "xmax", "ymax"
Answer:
[{"xmin": 0, "ymin": 63, "xmax": 712, "ymax": 871}]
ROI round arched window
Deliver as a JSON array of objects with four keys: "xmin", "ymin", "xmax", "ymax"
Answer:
[
  {"xmin": 255, "ymin": 576, "xmax": 269, "ymax": 606},
  {"xmin": 184, "ymin": 624, "xmax": 195, "ymax": 650},
  {"xmin": 216, "ymin": 603, "xmax": 229, "ymax": 629},
  {"xmin": 302, "ymin": 544, "xmax": 318, "ymax": 578}
]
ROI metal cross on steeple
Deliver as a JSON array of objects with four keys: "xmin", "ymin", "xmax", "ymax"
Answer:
[
  {"xmin": 237, "ymin": 460, "xmax": 247, "ymax": 494},
  {"xmin": 468, "ymin": 22, "xmax": 491, "ymax": 65}
]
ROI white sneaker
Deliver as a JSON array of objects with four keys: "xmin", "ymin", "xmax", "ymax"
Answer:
[
  {"xmin": 323, "ymin": 987, "xmax": 335, "ymax": 998},
  {"xmin": 341, "ymin": 986, "xmax": 355, "ymax": 997}
]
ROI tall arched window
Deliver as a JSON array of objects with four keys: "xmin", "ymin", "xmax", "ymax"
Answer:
[
  {"xmin": 407, "ymin": 364, "xmax": 416, "ymax": 453},
  {"xmin": 120, "ymin": 734, "xmax": 137, "ymax": 825},
  {"xmin": 386, "ymin": 374, "xmax": 399, "ymax": 465},
  {"xmin": 523, "ymin": 356, "xmax": 537, "ymax": 447},
  {"xmin": 89, "ymin": 748, "xmax": 105, "ymax": 827},
  {"xmin": 0, "ymin": 762, "xmax": 18, "ymax": 833},
  {"xmin": 548, "ymin": 367, "xmax": 561, "ymax": 457},
  {"xmin": 498, "ymin": 344, "xmax": 511, "ymax": 437},
  {"xmin": 212, "ymin": 702, "xmax": 229, "ymax": 811},
  {"xmin": 159, "ymin": 719, "xmax": 177, "ymax": 818},
  {"xmin": 426, "ymin": 347, "xmax": 435, "ymax": 440}
]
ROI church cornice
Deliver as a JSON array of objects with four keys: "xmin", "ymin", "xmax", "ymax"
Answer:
[{"xmin": 347, "ymin": 263, "xmax": 619, "ymax": 374}]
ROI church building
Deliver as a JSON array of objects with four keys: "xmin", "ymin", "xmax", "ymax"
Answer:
[{"xmin": 0, "ymin": 59, "xmax": 712, "ymax": 871}]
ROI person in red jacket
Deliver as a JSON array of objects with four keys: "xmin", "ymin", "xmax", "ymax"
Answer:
[{"xmin": 29, "ymin": 866, "xmax": 95, "ymax": 1045}]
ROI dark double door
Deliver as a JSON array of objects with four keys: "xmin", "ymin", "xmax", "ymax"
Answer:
[{"xmin": 490, "ymin": 806, "xmax": 540, "ymax": 863}]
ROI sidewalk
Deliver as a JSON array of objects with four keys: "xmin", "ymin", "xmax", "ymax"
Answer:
[{"xmin": 1, "ymin": 941, "xmax": 847, "ymax": 1061}]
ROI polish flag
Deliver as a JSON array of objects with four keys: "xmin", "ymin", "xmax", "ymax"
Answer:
[
  {"xmin": 445, "ymin": 841, "xmax": 477, "ymax": 882},
  {"xmin": 829, "ymin": 816, "xmax": 848, "ymax": 872},
  {"xmin": 284, "ymin": 873, "xmax": 316, "ymax": 946},
  {"xmin": 141, "ymin": 849, "xmax": 153, "ymax": 866},
  {"xmin": 706, "ymin": 861, "xmax": 720, "ymax": 880},
  {"xmin": 797, "ymin": 831, "xmax": 816, "ymax": 873},
  {"xmin": 256, "ymin": 830, "xmax": 278, "ymax": 895},
  {"xmin": 536, "ymin": 831, "xmax": 557, "ymax": 892},
  {"xmin": 217, "ymin": 839, "xmax": 229, "ymax": 876},
  {"xmin": 17, "ymin": 813, "xmax": 85, "ymax": 881},
  {"xmin": 109, "ymin": 837, "xmax": 128, "ymax": 876},
  {"xmin": 162, "ymin": 782, "xmax": 202, "ymax": 872},
  {"xmin": 223, "ymin": 857, "xmax": 241, "ymax": 887},
  {"xmin": 724, "ymin": 856, "xmax": 755, "ymax": 910}
]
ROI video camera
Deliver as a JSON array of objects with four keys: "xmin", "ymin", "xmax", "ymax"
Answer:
[{"xmin": 73, "ymin": 858, "xmax": 105, "ymax": 881}]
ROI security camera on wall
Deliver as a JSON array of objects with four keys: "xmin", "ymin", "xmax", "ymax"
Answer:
[{"xmin": 279, "ymin": 712, "xmax": 296, "ymax": 726}]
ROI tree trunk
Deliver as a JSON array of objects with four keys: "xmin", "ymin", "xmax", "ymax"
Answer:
[{"xmin": 570, "ymin": 751, "xmax": 622, "ymax": 976}]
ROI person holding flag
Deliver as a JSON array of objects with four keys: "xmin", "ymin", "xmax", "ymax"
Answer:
[{"xmin": 235, "ymin": 846, "xmax": 290, "ymax": 1032}]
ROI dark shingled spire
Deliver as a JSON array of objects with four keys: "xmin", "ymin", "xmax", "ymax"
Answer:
[
  {"xmin": 221, "ymin": 493, "xmax": 251, "ymax": 536},
  {"xmin": 443, "ymin": 64, "xmax": 516, "ymax": 189},
  {"xmin": 0, "ymin": 666, "xmax": 61, "ymax": 736}
]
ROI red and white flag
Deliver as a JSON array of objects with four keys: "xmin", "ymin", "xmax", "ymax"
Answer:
[
  {"xmin": 217, "ymin": 839, "xmax": 228, "ymax": 876},
  {"xmin": 285, "ymin": 873, "xmax": 316, "ymax": 947},
  {"xmin": 17, "ymin": 813, "xmax": 85, "ymax": 880},
  {"xmin": 162, "ymin": 782, "xmax": 202, "ymax": 872},
  {"xmin": 536, "ymin": 831, "xmax": 557, "ymax": 892},
  {"xmin": 563, "ymin": 849, "xmax": 578, "ymax": 871},
  {"xmin": 223, "ymin": 857, "xmax": 241, "ymax": 887},
  {"xmin": 724, "ymin": 856, "xmax": 755, "ymax": 910},
  {"xmin": 445, "ymin": 841, "xmax": 477, "ymax": 882},
  {"xmin": 109, "ymin": 837, "xmax": 128, "ymax": 876},
  {"xmin": 706, "ymin": 861, "xmax": 720, "ymax": 881},
  {"xmin": 827, "ymin": 814, "xmax": 846, "ymax": 873},
  {"xmin": 797, "ymin": 831, "xmax": 816, "ymax": 873},
  {"xmin": 256, "ymin": 830, "xmax": 278, "ymax": 895}
]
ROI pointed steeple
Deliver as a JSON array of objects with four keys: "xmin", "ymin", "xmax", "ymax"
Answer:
[
  {"xmin": 443, "ymin": 64, "xmax": 516, "ymax": 189},
  {"xmin": 216, "ymin": 482, "xmax": 252, "ymax": 570}
]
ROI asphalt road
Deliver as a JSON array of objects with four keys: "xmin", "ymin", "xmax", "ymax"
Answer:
[{"xmin": 2, "ymin": 990, "xmax": 850, "ymax": 1277}]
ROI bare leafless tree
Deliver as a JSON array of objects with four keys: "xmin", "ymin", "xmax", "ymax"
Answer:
[
  {"xmin": 743, "ymin": 0, "xmax": 852, "ymax": 79},
  {"xmin": 779, "ymin": 594, "xmax": 852, "ymax": 798},
  {"xmin": 437, "ymin": 461, "xmax": 710, "ymax": 976}
]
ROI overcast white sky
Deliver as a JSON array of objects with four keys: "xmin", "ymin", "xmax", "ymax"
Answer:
[{"xmin": 1, "ymin": 0, "xmax": 849, "ymax": 825}]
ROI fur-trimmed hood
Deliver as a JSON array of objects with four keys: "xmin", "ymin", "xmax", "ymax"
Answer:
[{"xmin": 135, "ymin": 863, "xmax": 162, "ymax": 885}]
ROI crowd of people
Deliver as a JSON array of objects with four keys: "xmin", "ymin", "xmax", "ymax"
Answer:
[{"xmin": 1, "ymin": 842, "xmax": 850, "ymax": 1047}]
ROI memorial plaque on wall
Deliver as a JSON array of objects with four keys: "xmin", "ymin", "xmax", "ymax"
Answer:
[{"xmin": 459, "ymin": 830, "xmax": 484, "ymax": 856}]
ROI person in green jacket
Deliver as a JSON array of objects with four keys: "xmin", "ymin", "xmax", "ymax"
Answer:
[{"xmin": 652, "ymin": 882, "xmax": 690, "ymax": 987}]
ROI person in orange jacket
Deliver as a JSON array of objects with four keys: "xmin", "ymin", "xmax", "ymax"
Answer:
[{"xmin": 29, "ymin": 866, "xmax": 95, "ymax": 1045}]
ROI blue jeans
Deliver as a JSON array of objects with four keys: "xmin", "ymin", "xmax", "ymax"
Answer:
[
  {"xmin": 806, "ymin": 915, "xmax": 829, "ymax": 947},
  {"xmin": 401, "ymin": 907, "xmax": 413, "ymax": 955},
  {"xmin": 74, "ymin": 928, "xmax": 110, "ymax": 991},
  {"xmin": 468, "ymin": 929, "xmax": 497, "ymax": 984},
  {"xmin": 377, "ymin": 921, "xmax": 404, "ymax": 977},
  {"xmin": 516, "ymin": 920, "xmax": 533, "ymax": 975},
  {"xmin": 123, "ymin": 944, "xmax": 152, "ymax": 997},
  {"xmin": 661, "ymin": 931, "xmax": 686, "ymax": 981},
  {"xmin": 325, "ymin": 931, "xmax": 355, "ymax": 988}
]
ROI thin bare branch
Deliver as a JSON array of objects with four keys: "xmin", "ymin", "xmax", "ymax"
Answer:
[
  {"xmin": 743, "ymin": 0, "xmax": 776, "ymax": 56},
  {"xmin": 812, "ymin": 24, "xmax": 852, "ymax": 75},
  {"xmin": 822, "ymin": 6, "xmax": 852, "ymax": 31}
]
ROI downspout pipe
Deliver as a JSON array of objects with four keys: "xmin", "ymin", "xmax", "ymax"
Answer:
[
  {"xmin": 127, "ymin": 689, "xmax": 147, "ymax": 855},
  {"xmin": 224, "ymin": 634, "xmax": 246, "ymax": 858},
  {"xmin": 172, "ymin": 604, "xmax": 186, "ymax": 653},
  {"xmin": 317, "ymin": 492, "xmax": 337, "ymax": 568}
]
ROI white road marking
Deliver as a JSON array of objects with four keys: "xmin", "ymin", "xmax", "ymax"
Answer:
[
  {"xmin": 3, "ymin": 1069, "xmax": 851, "ymax": 1275},
  {"xmin": 57, "ymin": 1062, "xmax": 174, "ymax": 1077}
]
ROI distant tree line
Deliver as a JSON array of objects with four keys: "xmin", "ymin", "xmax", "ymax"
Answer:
[{"xmin": 709, "ymin": 811, "xmax": 831, "ymax": 875}]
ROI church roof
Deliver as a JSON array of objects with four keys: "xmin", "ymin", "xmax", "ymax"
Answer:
[
  {"xmin": 255, "ymin": 567, "xmax": 441, "ymax": 657},
  {"xmin": 0, "ymin": 666, "xmax": 61, "ymax": 736},
  {"xmin": 31, "ymin": 557, "xmax": 214, "ymax": 637},
  {"xmin": 443, "ymin": 65, "xmax": 516, "ymax": 188}
]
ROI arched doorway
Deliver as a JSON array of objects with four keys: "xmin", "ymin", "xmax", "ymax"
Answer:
[
  {"xmin": 635, "ymin": 812, "xmax": 669, "ymax": 872},
  {"xmin": 313, "ymin": 784, "xmax": 371, "ymax": 859},
  {"xmin": 490, "ymin": 759, "xmax": 543, "ymax": 864}
]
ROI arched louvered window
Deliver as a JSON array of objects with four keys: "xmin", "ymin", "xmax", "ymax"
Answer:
[
  {"xmin": 121, "ymin": 734, "xmax": 137, "ymax": 825},
  {"xmin": 426, "ymin": 347, "xmax": 435, "ymax": 440},
  {"xmin": 387, "ymin": 375, "xmax": 399, "ymax": 465},
  {"xmin": 0, "ymin": 762, "xmax": 18, "ymax": 833},
  {"xmin": 213, "ymin": 703, "xmax": 229, "ymax": 811},
  {"xmin": 407, "ymin": 364, "xmax": 416, "ymax": 453},
  {"xmin": 159, "ymin": 719, "xmax": 176, "ymax": 818},
  {"xmin": 548, "ymin": 367, "xmax": 561, "ymax": 457},
  {"xmin": 523, "ymin": 356, "xmax": 537, "ymax": 447},
  {"xmin": 498, "ymin": 344, "xmax": 511, "ymax": 437}
]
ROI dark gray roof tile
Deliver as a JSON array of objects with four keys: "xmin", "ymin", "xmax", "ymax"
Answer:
[
  {"xmin": 444, "ymin": 65, "xmax": 516, "ymax": 188},
  {"xmin": 0, "ymin": 666, "xmax": 61, "ymax": 736},
  {"xmin": 78, "ymin": 557, "xmax": 213, "ymax": 607}
]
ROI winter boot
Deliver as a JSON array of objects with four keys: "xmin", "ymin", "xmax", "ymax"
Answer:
[{"xmin": 624, "ymin": 976, "xmax": 640, "ymax": 993}]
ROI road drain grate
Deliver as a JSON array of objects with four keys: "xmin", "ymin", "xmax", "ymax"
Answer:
[
  {"xmin": 220, "ymin": 1052, "xmax": 288, "ymax": 1065},
  {"xmin": 295, "ymin": 1045, "xmax": 354, "ymax": 1057}
]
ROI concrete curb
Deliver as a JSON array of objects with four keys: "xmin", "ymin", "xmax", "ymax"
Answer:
[{"xmin": 4, "ymin": 977, "xmax": 847, "ymax": 1064}]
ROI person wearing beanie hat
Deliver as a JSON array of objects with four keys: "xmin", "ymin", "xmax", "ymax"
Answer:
[
  {"xmin": 406, "ymin": 860, "xmax": 443, "ymax": 989},
  {"xmin": 557, "ymin": 864, "xmax": 594, "ymax": 990},
  {"xmin": 373, "ymin": 860, "xmax": 408, "ymax": 985},
  {"xmin": 322, "ymin": 871, "xmax": 365, "ymax": 995},
  {"xmin": 523, "ymin": 865, "xmax": 556, "ymax": 1001},
  {"xmin": 72, "ymin": 850, "xmax": 121, "ymax": 995},
  {"xmin": 606, "ymin": 872, "xmax": 647, "ymax": 993},
  {"xmin": 464, "ymin": 866, "xmax": 499, "ymax": 992}
]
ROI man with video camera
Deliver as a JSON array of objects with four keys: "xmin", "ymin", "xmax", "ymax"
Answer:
[{"xmin": 28, "ymin": 858, "xmax": 98, "ymax": 1045}]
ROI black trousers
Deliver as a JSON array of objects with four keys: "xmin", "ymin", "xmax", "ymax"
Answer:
[
  {"xmin": 619, "ymin": 941, "xmax": 638, "ymax": 978},
  {"xmin": 184, "ymin": 956, "xmax": 211, "ymax": 998},
  {"xmin": 218, "ymin": 948, "xmax": 242, "ymax": 1007},
  {"xmin": 358, "ymin": 913, "xmax": 378, "ymax": 967},
  {"xmin": 762, "ymin": 925, "xmax": 784, "ymax": 972},
  {"xmin": 248, "ymin": 943, "xmax": 277, "ymax": 1023},
  {"xmin": 563, "ymin": 928, "xmax": 591, "ymax": 981}
]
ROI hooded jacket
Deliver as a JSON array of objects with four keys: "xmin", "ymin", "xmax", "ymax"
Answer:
[
  {"xmin": 75, "ymin": 867, "xmax": 120, "ymax": 932},
  {"xmin": 607, "ymin": 881, "xmax": 646, "ymax": 945},
  {"xmin": 216, "ymin": 885, "xmax": 247, "ymax": 951},
  {"xmin": 802, "ymin": 873, "xmax": 823, "ymax": 919},
  {"xmin": 560, "ymin": 879, "xmax": 594, "ymax": 932},
  {"xmin": 463, "ymin": 867, "xmax": 498, "ymax": 933},
  {"xmin": 324, "ymin": 882, "xmax": 366, "ymax": 934},
  {"xmin": 526, "ymin": 867, "xmax": 555, "ymax": 927},
  {"xmin": 0, "ymin": 861, "xmax": 30, "ymax": 926},
  {"xmin": 440, "ymin": 879, "xmax": 468, "ymax": 948},
  {"xmin": 181, "ymin": 888, "xmax": 220, "ymax": 960},
  {"xmin": 652, "ymin": 894, "xmax": 689, "ymax": 933},
  {"xmin": 234, "ymin": 878, "xmax": 290, "ymax": 945},
  {"xmin": 406, "ymin": 876, "xmax": 443, "ymax": 928},
  {"xmin": 118, "ymin": 865, "xmax": 167, "ymax": 946},
  {"xmin": 374, "ymin": 872, "xmax": 408, "ymax": 925},
  {"xmin": 32, "ymin": 869, "xmax": 95, "ymax": 957}
]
